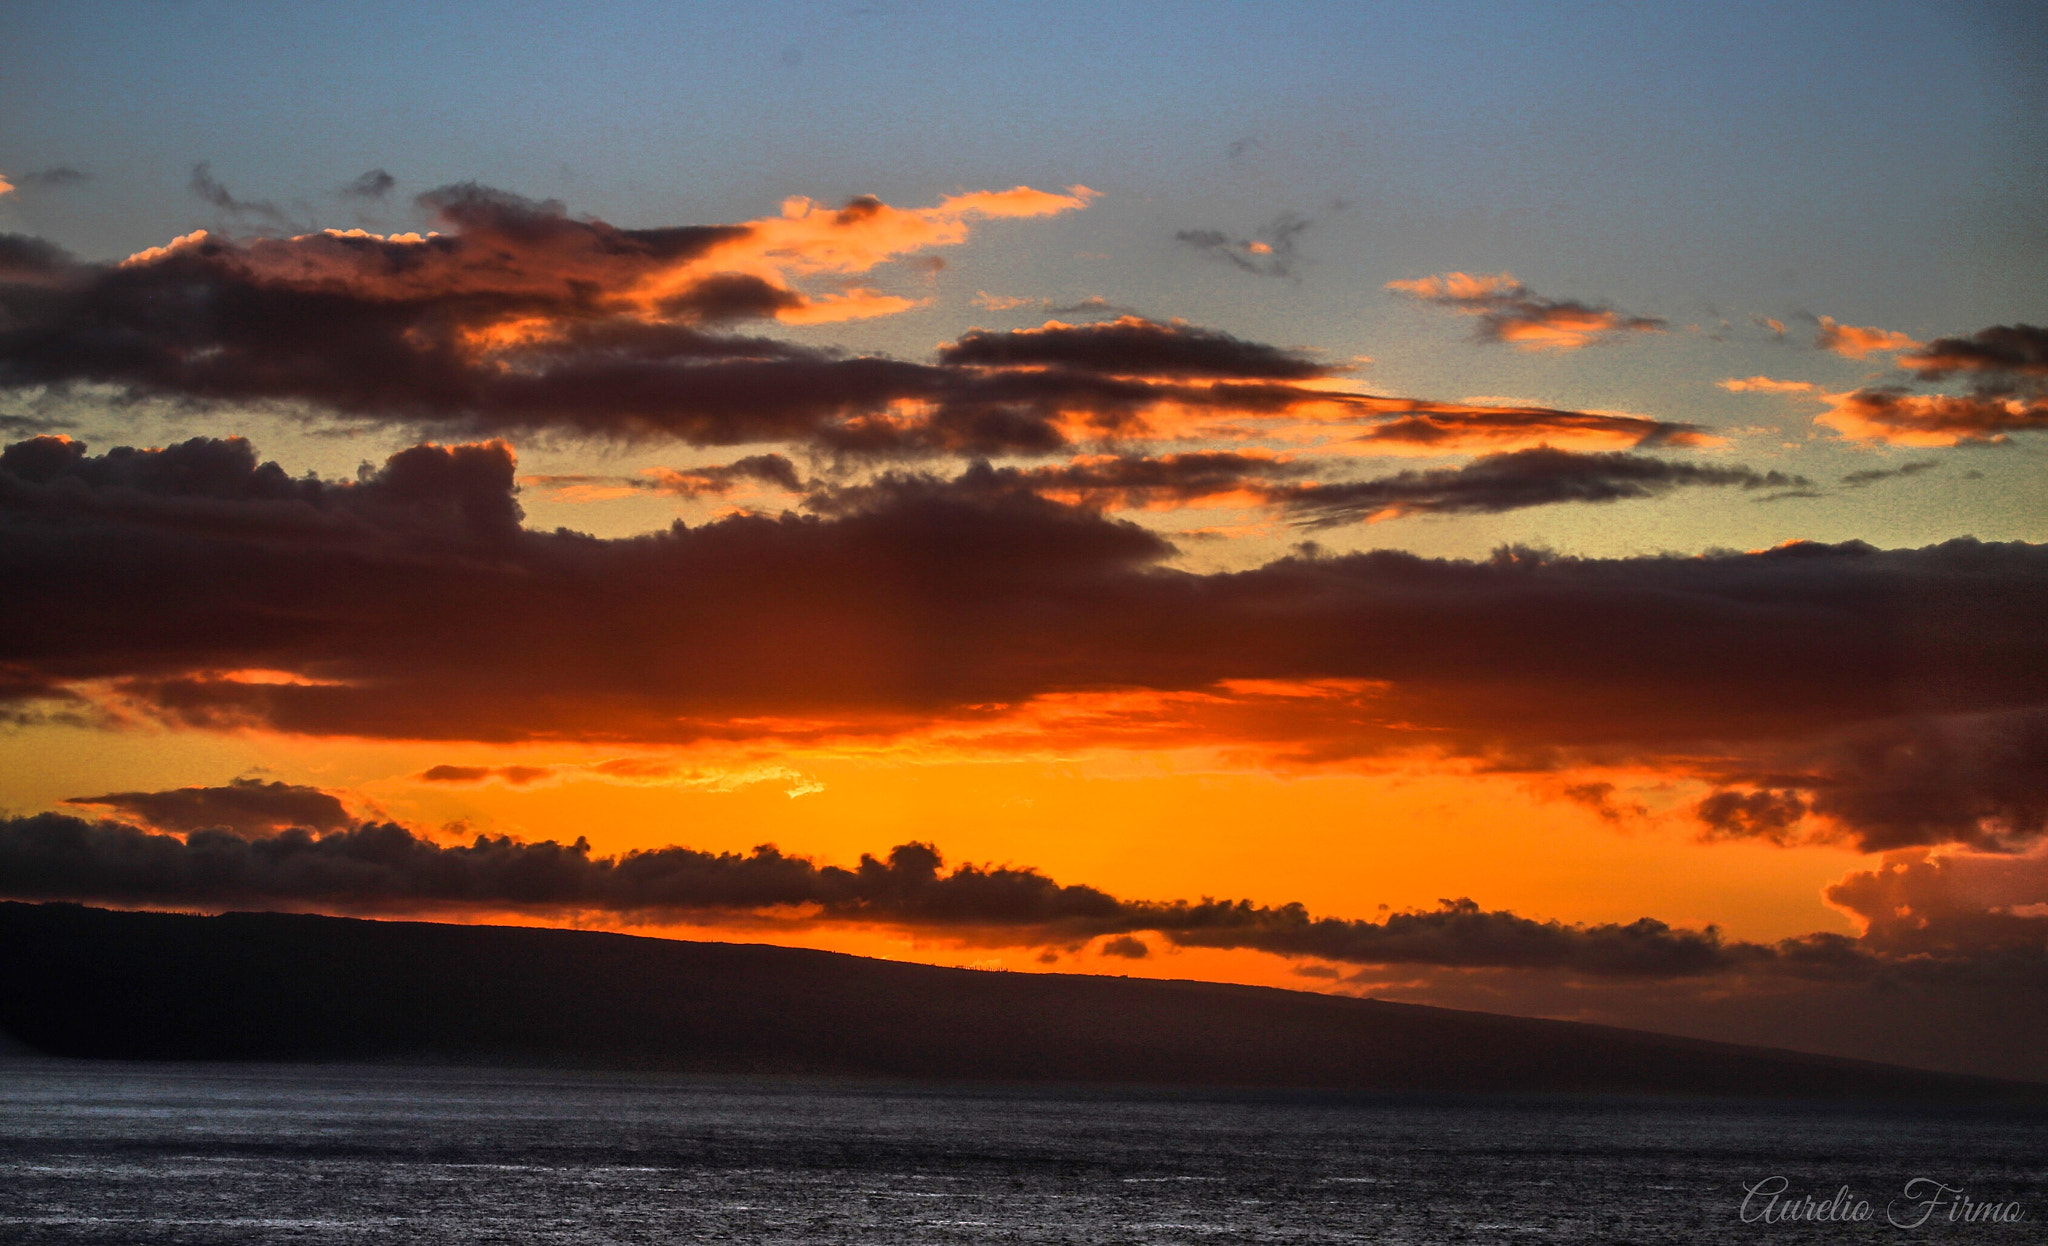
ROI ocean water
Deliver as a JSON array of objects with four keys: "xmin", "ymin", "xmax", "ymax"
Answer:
[{"xmin": 0, "ymin": 1060, "xmax": 2041, "ymax": 1243}]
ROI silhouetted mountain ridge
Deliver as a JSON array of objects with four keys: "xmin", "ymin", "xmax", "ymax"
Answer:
[{"xmin": 1, "ymin": 902, "xmax": 2034, "ymax": 1100}]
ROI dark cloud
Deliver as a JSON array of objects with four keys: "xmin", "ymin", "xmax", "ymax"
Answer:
[
  {"xmin": 1350, "ymin": 407, "xmax": 1713, "ymax": 450},
  {"xmin": 684, "ymin": 453, "xmax": 807, "ymax": 493},
  {"xmin": 341, "ymin": 169, "xmax": 396, "ymax": 200},
  {"xmin": 11, "ymin": 812, "xmax": 2037, "ymax": 1016},
  {"xmin": 1825, "ymin": 847, "xmax": 2048, "ymax": 957},
  {"xmin": 1175, "ymin": 210, "xmax": 1321, "ymax": 278},
  {"xmin": 4, "ymin": 436, "xmax": 2045, "ymax": 852},
  {"xmin": 11, "ymin": 167, "xmax": 90, "ymax": 190},
  {"xmin": 0, "ymin": 207, "xmax": 1370, "ymax": 456},
  {"xmin": 654, "ymin": 272, "xmax": 805, "ymax": 323},
  {"xmin": 1010, "ymin": 451, "xmax": 1308, "ymax": 506},
  {"xmin": 1797, "ymin": 710, "xmax": 2048, "ymax": 852},
  {"xmin": 882, "ymin": 448, "xmax": 1799, "ymax": 523},
  {"xmin": 1822, "ymin": 388, "xmax": 2048, "ymax": 444},
  {"xmin": 0, "ymin": 191, "xmax": 1722, "ymax": 459},
  {"xmin": 1821, "ymin": 323, "xmax": 2048, "ymax": 445},
  {"xmin": 0, "ymin": 233, "xmax": 77, "ymax": 282},
  {"xmin": 1695, "ymin": 788, "xmax": 1808, "ymax": 845},
  {"xmin": 1841, "ymin": 460, "xmax": 1941, "ymax": 488},
  {"xmin": 526, "ymin": 453, "xmax": 806, "ymax": 500},
  {"xmin": 938, "ymin": 316, "xmax": 1331, "ymax": 380},
  {"xmin": 971, "ymin": 293, "xmax": 1136, "ymax": 317},
  {"xmin": 1693, "ymin": 709, "xmax": 2048, "ymax": 852},
  {"xmin": 0, "ymin": 413, "xmax": 69, "ymax": 436},
  {"xmin": 1272, "ymin": 448, "xmax": 1807, "ymax": 526},
  {"xmin": 188, "ymin": 162, "xmax": 294, "ymax": 228},
  {"xmin": 1901, "ymin": 324, "xmax": 2048, "ymax": 395},
  {"xmin": 830, "ymin": 452, "xmax": 1313, "ymax": 511},
  {"xmin": 1160, "ymin": 895, "xmax": 1752, "ymax": 977},
  {"xmin": 418, "ymin": 764, "xmax": 555, "ymax": 785},
  {"xmin": 65, "ymin": 778, "xmax": 351, "ymax": 836},
  {"xmin": 0, "ymin": 820, "xmax": 1137, "ymax": 933},
  {"xmin": 1046, "ymin": 296, "xmax": 1132, "ymax": 316},
  {"xmin": 1386, "ymin": 272, "xmax": 1666, "ymax": 351},
  {"xmin": 1561, "ymin": 781, "xmax": 1646, "ymax": 824},
  {"xmin": 0, "ymin": 816, "xmax": 1836, "ymax": 980}
]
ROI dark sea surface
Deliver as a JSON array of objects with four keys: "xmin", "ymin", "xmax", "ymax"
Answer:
[{"xmin": 0, "ymin": 1059, "xmax": 2041, "ymax": 1244}]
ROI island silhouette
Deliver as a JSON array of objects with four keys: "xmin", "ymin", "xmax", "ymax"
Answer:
[{"xmin": 2, "ymin": 901, "xmax": 2034, "ymax": 1101}]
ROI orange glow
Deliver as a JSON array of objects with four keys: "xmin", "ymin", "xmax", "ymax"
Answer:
[
  {"xmin": 1817, "ymin": 388, "xmax": 2040, "ymax": 445},
  {"xmin": 1814, "ymin": 316, "xmax": 1918, "ymax": 359},
  {"xmin": 773, "ymin": 287, "xmax": 926, "ymax": 323},
  {"xmin": 1718, "ymin": 376, "xmax": 1821, "ymax": 394},
  {"xmin": 664, "ymin": 184, "xmax": 1094, "ymax": 299},
  {"xmin": 1385, "ymin": 271, "xmax": 1520, "ymax": 301}
]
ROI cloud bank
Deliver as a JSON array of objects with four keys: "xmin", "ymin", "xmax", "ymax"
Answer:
[
  {"xmin": 1, "ymin": 193, "xmax": 1732, "ymax": 459},
  {"xmin": 2, "ymin": 813, "xmax": 2039, "ymax": 995},
  {"xmin": 3, "ymin": 434, "xmax": 2044, "ymax": 848}
]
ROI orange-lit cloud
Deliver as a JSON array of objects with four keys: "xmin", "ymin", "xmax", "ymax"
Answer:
[
  {"xmin": 1900, "ymin": 324, "xmax": 2048, "ymax": 389},
  {"xmin": 5, "ymin": 198, "xmax": 1732, "ymax": 462},
  {"xmin": 1175, "ymin": 210, "xmax": 1323, "ymax": 278},
  {"xmin": 772, "ymin": 287, "xmax": 925, "ymax": 323},
  {"xmin": 1814, "ymin": 315, "xmax": 1918, "ymax": 359},
  {"xmin": 1346, "ymin": 403, "xmax": 1717, "ymax": 451},
  {"xmin": 122, "ymin": 182, "xmax": 1092, "ymax": 332},
  {"xmin": 417, "ymin": 758, "xmax": 822, "ymax": 796},
  {"xmin": 6, "ymin": 433, "xmax": 2043, "ymax": 854},
  {"xmin": 1818, "ymin": 388, "xmax": 2048, "ymax": 445},
  {"xmin": 65, "ymin": 778, "xmax": 353, "ymax": 836},
  {"xmin": 1387, "ymin": 271, "xmax": 1666, "ymax": 351},
  {"xmin": 938, "ymin": 316, "xmax": 1334, "ymax": 379},
  {"xmin": 1806, "ymin": 322, "xmax": 2048, "ymax": 444},
  {"xmin": 1826, "ymin": 845, "xmax": 2048, "ymax": 953},
  {"xmin": 524, "ymin": 454, "xmax": 806, "ymax": 502},
  {"xmin": 658, "ymin": 186, "xmax": 1092, "ymax": 316},
  {"xmin": 1718, "ymin": 376, "xmax": 1821, "ymax": 394}
]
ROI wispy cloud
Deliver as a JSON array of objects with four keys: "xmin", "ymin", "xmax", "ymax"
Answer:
[
  {"xmin": 1839, "ymin": 459, "xmax": 1940, "ymax": 488},
  {"xmin": 1718, "ymin": 376, "xmax": 1820, "ymax": 394},
  {"xmin": 1175, "ymin": 206, "xmax": 1337, "ymax": 279},
  {"xmin": 971, "ymin": 292, "xmax": 1132, "ymax": 317},
  {"xmin": 1272, "ymin": 448, "xmax": 1806, "ymax": 526},
  {"xmin": 340, "ymin": 168, "xmax": 395, "ymax": 199},
  {"xmin": 1386, "ymin": 271, "xmax": 1666, "ymax": 351},
  {"xmin": 0, "ymin": 167, "xmax": 88, "ymax": 196},
  {"xmin": 188, "ymin": 161, "xmax": 298, "ymax": 229},
  {"xmin": 524, "ymin": 453, "xmax": 807, "ymax": 502},
  {"xmin": 1814, "ymin": 315, "xmax": 1918, "ymax": 359}
]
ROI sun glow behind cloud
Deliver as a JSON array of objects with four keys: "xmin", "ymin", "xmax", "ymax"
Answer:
[{"xmin": 2, "ymin": 139, "xmax": 2045, "ymax": 1080}]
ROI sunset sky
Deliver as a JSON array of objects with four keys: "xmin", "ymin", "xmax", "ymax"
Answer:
[{"xmin": 3, "ymin": 0, "xmax": 2045, "ymax": 1079}]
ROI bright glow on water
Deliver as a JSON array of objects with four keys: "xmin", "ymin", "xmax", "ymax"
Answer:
[{"xmin": 0, "ymin": 1060, "xmax": 2041, "ymax": 1243}]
